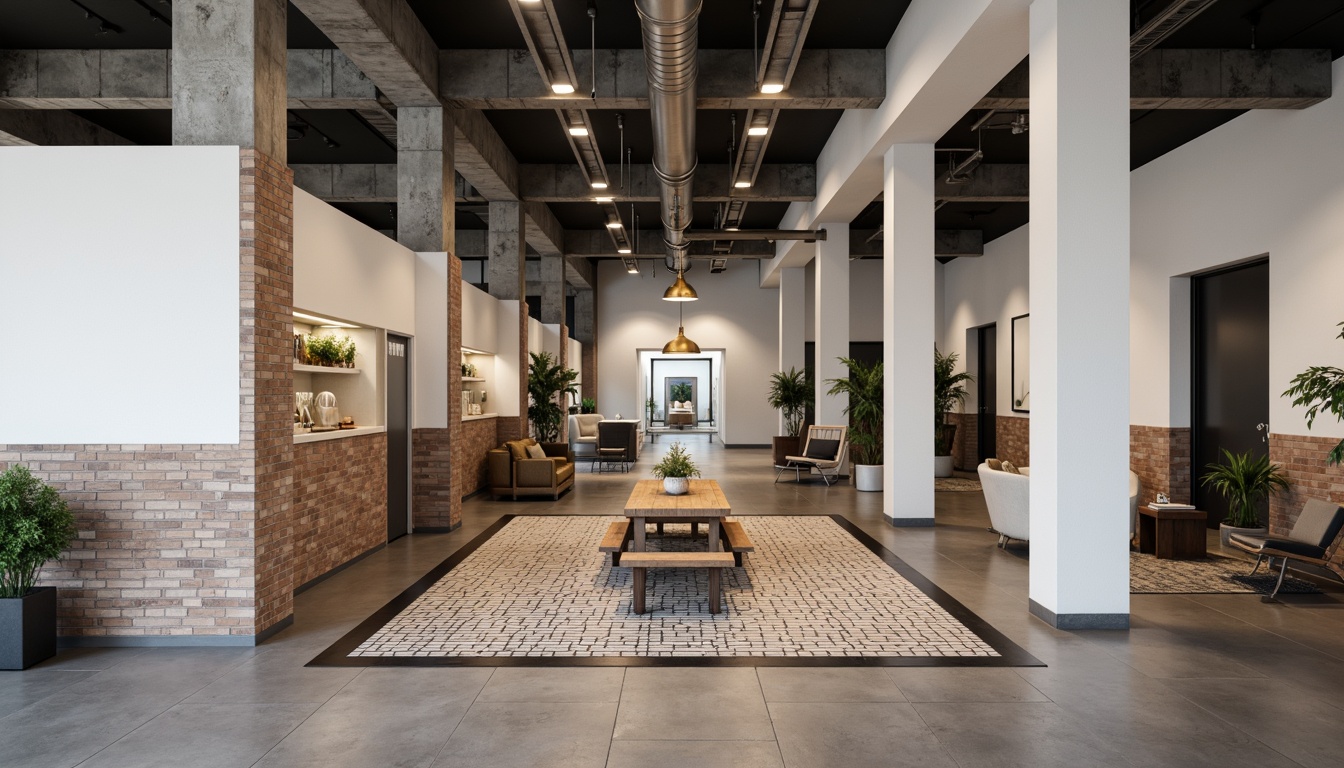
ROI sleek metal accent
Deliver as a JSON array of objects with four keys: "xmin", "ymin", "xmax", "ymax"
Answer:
[
  {"xmin": 1131, "ymin": 0, "xmax": 1221, "ymax": 60},
  {"xmin": 681, "ymin": 229, "xmax": 826, "ymax": 242}
]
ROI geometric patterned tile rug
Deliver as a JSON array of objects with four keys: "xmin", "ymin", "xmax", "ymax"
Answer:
[
  {"xmin": 935, "ymin": 477, "xmax": 982, "ymax": 492},
  {"xmin": 310, "ymin": 515, "xmax": 1041, "ymax": 667},
  {"xmin": 1130, "ymin": 551, "xmax": 1322, "ymax": 595}
]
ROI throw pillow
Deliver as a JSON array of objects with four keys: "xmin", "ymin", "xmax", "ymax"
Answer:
[
  {"xmin": 986, "ymin": 458, "xmax": 1003, "ymax": 471},
  {"xmin": 507, "ymin": 440, "xmax": 530, "ymax": 460},
  {"xmin": 804, "ymin": 438, "xmax": 840, "ymax": 460},
  {"xmin": 1001, "ymin": 460, "xmax": 1020, "ymax": 475},
  {"xmin": 525, "ymin": 443, "xmax": 547, "ymax": 459}
]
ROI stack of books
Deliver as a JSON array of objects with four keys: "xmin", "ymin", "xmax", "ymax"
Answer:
[{"xmin": 1149, "ymin": 501, "xmax": 1196, "ymax": 510}]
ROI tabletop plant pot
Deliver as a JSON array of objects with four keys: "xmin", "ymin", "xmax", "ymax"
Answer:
[
  {"xmin": 652, "ymin": 442, "xmax": 701, "ymax": 496},
  {"xmin": 663, "ymin": 477, "xmax": 689, "ymax": 495}
]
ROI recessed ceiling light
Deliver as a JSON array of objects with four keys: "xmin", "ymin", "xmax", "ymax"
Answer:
[
  {"xmin": 591, "ymin": 181, "xmax": 608, "ymax": 189},
  {"xmin": 747, "ymin": 126, "xmax": 768, "ymax": 136},
  {"xmin": 520, "ymin": 0, "xmax": 540, "ymax": 3},
  {"xmin": 552, "ymin": 83, "xmax": 575, "ymax": 94},
  {"xmin": 760, "ymin": 83, "xmax": 784, "ymax": 94},
  {"xmin": 618, "ymin": 248, "xmax": 632, "ymax": 254},
  {"xmin": 595, "ymin": 196, "xmax": 614, "ymax": 202},
  {"xmin": 568, "ymin": 126, "xmax": 589, "ymax": 136},
  {"xmin": 734, "ymin": 181, "xmax": 751, "ymax": 189},
  {"xmin": 294, "ymin": 311, "xmax": 358, "ymax": 329},
  {"xmin": 606, "ymin": 220, "xmax": 622, "ymax": 229}
]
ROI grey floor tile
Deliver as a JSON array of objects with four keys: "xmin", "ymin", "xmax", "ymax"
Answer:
[
  {"xmin": 184, "ymin": 649, "xmax": 361, "ymax": 704},
  {"xmin": 27, "ymin": 647, "xmax": 148, "ymax": 672},
  {"xmin": 756, "ymin": 667, "xmax": 905, "ymax": 703},
  {"xmin": 887, "ymin": 668, "xmax": 1048, "ymax": 702},
  {"xmin": 605, "ymin": 739, "xmax": 784, "ymax": 768},
  {"xmin": 475, "ymin": 667, "xmax": 624, "ymax": 703},
  {"xmin": 1164, "ymin": 677, "xmax": 1344, "ymax": 768},
  {"xmin": 915, "ymin": 702, "xmax": 1132, "ymax": 768},
  {"xmin": 614, "ymin": 668, "xmax": 774, "ymax": 741},
  {"xmin": 431, "ymin": 701, "xmax": 616, "ymax": 768},
  {"xmin": 769, "ymin": 702, "xmax": 958, "ymax": 768},
  {"xmin": 0, "ymin": 689, "xmax": 182, "ymax": 768},
  {"xmin": 0, "ymin": 669, "xmax": 95, "ymax": 718},
  {"xmin": 63, "ymin": 648, "xmax": 258, "ymax": 699},
  {"xmin": 77, "ymin": 702, "xmax": 316, "ymax": 768}
]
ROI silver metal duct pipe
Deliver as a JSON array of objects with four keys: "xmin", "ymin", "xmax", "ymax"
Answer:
[{"xmin": 635, "ymin": 0, "xmax": 701, "ymax": 270}]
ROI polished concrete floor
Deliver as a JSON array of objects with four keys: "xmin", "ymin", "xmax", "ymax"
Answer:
[{"xmin": 4, "ymin": 437, "xmax": 1344, "ymax": 768}]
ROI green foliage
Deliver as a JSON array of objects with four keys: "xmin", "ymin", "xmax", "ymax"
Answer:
[
  {"xmin": 1282, "ymin": 321, "xmax": 1344, "ymax": 465},
  {"xmin": 651, "ymin": 442, "xmax": 702, "ymax": 480},
  {"xmin": 305, "ymin": 334, "xmax": 351, "ymax": 366},
  {"xmin": 527, "ymin": 351, "xmax": 579, "ymax": 443},
  {"xmin": 826, "ymin": 357, "xmax": 884, "ymax": 466},
  {"xmin": 767, "ymin": 367, "xmax": 813, "ymax": 437},
  {"xmin": 934, "ymin": 347, "xmax": 974, "ymax": 455},
  {"xmin": 1201, "ymin": 449, "xmax": 1291, "ymax": 528},
  {"xmin": 670, "ymin": 382, "xmax": 693, "ymax": 403},
  {"xmin": 580, "ymin": 397, "xmax": 597, "ymax": 414},
  {"xmin": 339, "ymin": 337, "xmax": 356, "ymax": 365},
  {"xmin": 0, "ymin": 465, "xmax": 75, "ymax": 599}
]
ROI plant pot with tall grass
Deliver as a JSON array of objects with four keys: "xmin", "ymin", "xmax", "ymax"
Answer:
[
  {"xmin": 767, "ymin": 367, "xmax": 813, "ymax": 467},
  {"xmin": 1201, "ymin": 449, "xmax": 1290, "ymax": 548},
  {"xmin": 934, "ymin": 347, "xmax": 973, "ymax": 478},
  {"xmin": 827, "ymin": 358, "xmax": 884, "ymax": 492},
  {"xmin": 652, "ymin": 442, "xmax": 701, "ymax": 495},
  {"xmin": 1, "ymin": 465, "xmax": 75, "ymax": 670}
]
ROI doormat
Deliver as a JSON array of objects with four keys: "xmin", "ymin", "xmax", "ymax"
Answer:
[{"xmin": 309, "ymin": 515, "xmax": 1041, "ymax": 668}]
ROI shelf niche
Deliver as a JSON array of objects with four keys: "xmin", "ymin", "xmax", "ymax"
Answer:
[{"xmin": 294, "ymin": 313, "xmax": 384, "ymax": 435}]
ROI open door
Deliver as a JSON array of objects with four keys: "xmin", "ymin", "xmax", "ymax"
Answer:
[
  {"xmin": 386, "ymin": 334, "xmax": 410, "ymax": 541},
  {"xmin": 976, "ymin": 324, "xmax": 998, "ymax": 464}
]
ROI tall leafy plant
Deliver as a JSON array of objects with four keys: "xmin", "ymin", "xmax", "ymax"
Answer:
[
  {"xmin": 670, "ymin": 382, "xmax": 693, "ymax": 403},
  {"xmin": 527, "ymin": 351, "xmax": 579, "ymax": 443},
  {"xmin": 1282, "ymin": 320, "xmax": 1344, "ymax": 465},
  {"xmin": 1200, "ymin": 449, "xmax": 1290, "ymax": 528},
  {"xmin": 826, "ymin": 357, "xmax": 884, "ymax": 466},
  {"xmin": 767, "ymin": 367, "xmax": 813, "ymax": 437},
  {"xmin": 934, "ymin": 347, "xmax": 974, "ymax": 456},
  {"xmin": 0, "ymin": 465, "xmax": 75, "ymax": 599}
]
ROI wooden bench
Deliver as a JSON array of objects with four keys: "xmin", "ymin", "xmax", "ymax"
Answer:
[
  {"xmin": 619, "ymin": 551, "xmax": 737, "ymax": 614},
  {"xmin": 718, "ymin": 519, "xmax": 755, "ymax": 566},
  {"xmin": 600, "ymin": 520, "xmax": 633, "ymax": 565}
]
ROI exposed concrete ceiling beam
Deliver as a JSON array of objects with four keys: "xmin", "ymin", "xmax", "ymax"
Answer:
[
  {"xmin": 440, "ymin": 48, "xmax": 884, "ymax": 109},
  {"xmin": 453, "ymin": 228, "xmax": 593, "ymax": 288},
  {"xmin": 0, "ymin": 108, "xmax": 133, "ymax": 146},
  {"xmin": 451, "ymin": 107, "xmax": 521, "ymax": 201},
  {"xmin": 934, "ymin": 164, "xmax": 1028, "ymax": 203},
  {"xmin": 977, "ymin": 49, "xmax": 1331, "ymax": 110},
  {"xmin": 287, "ymin": 0, "xmax": 439, "ymax": 107},
  {"xmin": 559, "ymin": 229, "xmax": 981, "ymax": 259},
  {"xmin": 292, "ymin": 163, "xmax": 398, "ymax": 202},
  {"xmin": 850, "ymin": 229, "xmax": 983, "ymax": 258}
]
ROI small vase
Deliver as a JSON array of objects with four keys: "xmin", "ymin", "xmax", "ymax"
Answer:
[{"xmin": 664, "ymin": 477, "xmax": 689, "ymax": 495}]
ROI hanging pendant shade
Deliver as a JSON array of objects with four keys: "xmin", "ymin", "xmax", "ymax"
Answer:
[
  {"xmin": 662, "ymin": 326, "xmax": 701, "ymax": 354},
  {"xmin": 662, "ymin": 270, "xmax": 699, "ymax": 301}
]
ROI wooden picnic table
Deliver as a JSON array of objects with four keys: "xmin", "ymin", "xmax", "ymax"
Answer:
[{"xmin": 623, "ymin": 479, "xmax": 731, "ymax": 553}]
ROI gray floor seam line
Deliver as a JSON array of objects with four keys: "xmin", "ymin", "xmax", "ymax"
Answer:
[
  {"xmin": 1154, "ymin": 682, "xmax": 1313, "ymax": 768},
  {"xmin": 601, "ymin": 668, "xmax": 625, "ymax": 767},
  {"xmin": 905, "ymin": 695, "xmax": 970, "ymax": 768},
  {"xmin": 754, "ymin": 668, "xmax": 787, "ymax": 764},
  {"xmin": 424, "ymin": 666, "xmax": 496, "ymax": 766},
  {"xmin": 246, "ymin": 662, "xmax": 373, "ymax": 768}
]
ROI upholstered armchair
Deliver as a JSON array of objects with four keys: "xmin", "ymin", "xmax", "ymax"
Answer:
[
  {"xmin": 568, "ymin": 413, "xmax": 604, "ymax": 458},
  {"xmin": 978, "ymin": 462, "xmax": 1030, "ymax": 547},
  {"xmin": 488, "ymin": 438, "xmax": 575, "ymax": 500}
]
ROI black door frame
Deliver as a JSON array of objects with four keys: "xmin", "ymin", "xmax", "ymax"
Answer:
[
  {"xmin": 386, "ymin": 333, "xmax": 411, "ymax": 541},
  {"xmin": 973, "ymin": 323, "xmax": 998, "ymax": 466}
]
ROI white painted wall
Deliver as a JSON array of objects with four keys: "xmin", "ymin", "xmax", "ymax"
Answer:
[
  {"xmin": 0, "ymin": 146, "xmax": 240, "ymax": 444},
  {"xmin": 597, "ymin": 261, "xmax": 780, "ymax": 445},
  {"xmin": 413, "ymin": 253, "xmax": 448, "ymax": 428},
  {"xmin": 496, "ymin": 300, "xmax": 523, "ymax": 418},
  {"xmin": 461, "ymin": 281, "xmax": 499, "ymax": 354}
]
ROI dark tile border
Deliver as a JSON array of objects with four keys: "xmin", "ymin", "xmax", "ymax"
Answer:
[{"xmin": 307, "ymin": 515, "xmax": 1044, "ymax": 668}]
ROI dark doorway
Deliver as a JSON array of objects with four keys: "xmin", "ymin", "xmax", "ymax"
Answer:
[
  {"xmin": 1191, "ymin": 259, "xmax": 1270, "ymax": 528},
  {"xmin": 386, "ymin": 334, "xmax": 411, "ymax": 541},
  {"xmin": 976, "ymin": 325, "xmax": 998, "ymax": 464}
]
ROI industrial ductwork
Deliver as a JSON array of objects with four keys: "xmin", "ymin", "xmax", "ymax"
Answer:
[{"xmin": 635, "ymin": 0, "xmax": 701, "ymax": 271}]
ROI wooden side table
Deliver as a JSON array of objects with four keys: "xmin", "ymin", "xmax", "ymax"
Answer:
[{"xmin": 1138, "ymin": 506, "xmax": 1208, "ymax": 559}]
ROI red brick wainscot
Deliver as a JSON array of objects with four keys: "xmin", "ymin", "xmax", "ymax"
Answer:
[
  {"xmin": 292, "ymin": 433, "xmax": 388, "ymax": 589},
  {"xmin": 1129, "ymin": 425, "xmax": 1192, "ymax": 507},
  {"xmin": 996, "ymin": 415, "xmax": 1030, "ymax": 468},
  {"xmin": 461, "ymin": 417, "xmax": 499, "ymax": 498},
  {"xmin": 1270, "ymin": 433, "xmax": 1344, "ymax": 577}
]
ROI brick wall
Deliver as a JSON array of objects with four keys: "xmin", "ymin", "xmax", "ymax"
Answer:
[
  {"xmin": 952, "ymin": 413, "xmax": 978, "ymax": 471},
  {"xmin": 996, "ymin": 415, "xmax": 1030, "ymax": 467},
  {"xmin": 460, "ymin": 418, "xmax": 499, "ymax": 497},
  {"xmin": 292, "ymin": 433, "xmax": 386, "ymax": 588},
  {"xmin": 1129, "ymin": 425, "xmax": 1192, "ymax": 506},
  {"xmin": 1269, "ymin": 433, "xmax": 1344, "ymax": 576},
  {"xmin": 411, "ymin": 256, "xmax": 464, "ymax": 531}
]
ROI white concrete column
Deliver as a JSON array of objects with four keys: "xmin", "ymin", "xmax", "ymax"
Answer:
[
  {"xmin": 778, "ymin": 266, "xmax": 807, "ymax": 434},
  {"xmin": 814, "ymin": 226, "xmax": 850, "ymax": 429},
  {"xmin": 883, "ymin": 144, "xmax": 936, "ymax": 526},
  {"xmin": 1028, "ymin": 0, "xmax": 1131, "ymax": 629}
]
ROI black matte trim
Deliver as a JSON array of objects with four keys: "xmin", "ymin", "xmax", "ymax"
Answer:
[
  {"xmin": 294, "ymin": 544, "xmax": 386, "ymax": 596},
  {"xmin": 308, "ymin": 515, "xmax": 1043, "ymax": 668},
  {"xmin": 1029, "ymin": 599, "xmax": 1130, "ymax": 630},
  {"xmin": 413, "ymin": 523, "xmax": 462, "ymax": 533}
]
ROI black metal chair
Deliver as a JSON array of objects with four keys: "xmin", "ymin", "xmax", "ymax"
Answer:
[
  {"xmin": 595, "ymin": 420, "xmax": 634, "ymax": 473},
  {"xmin": 1228, "ymin": 498, "xmax": 1344, "ymax": 602}
]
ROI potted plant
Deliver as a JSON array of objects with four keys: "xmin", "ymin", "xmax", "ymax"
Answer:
[
  {"xmin": 767, "ymin": 367, "xmax": 813, "ymax": 467},
  {"xmin": 527, "ymin": 351, "xmax": 579, "ymax": 445},
  {"xmin": 580, "ymin": 397, "xmax": 597, "ymax": 415},
  {"xmin": 1, "ymin": 465, "xmax": 75, "ymax": 669},
  {"xmin": 1283, "ymin": 320, "xmax": 1344, "ymax": 466},
  {"xmin": 339, "ymin": 337, "xmax": 357, "ymax": 368},
  {"xmin": 934, "ymin": 348, "xmax": 974, "ymax": 478},
  {"xmin": 826, "ymin": 357, "xmax": 884, "ymax": 492},
  {"xmin": 651, "ymin": 442, "xmax": 701, "ymax": 495},
  {"xmin": 646, "ymin": 397, "xmax": 658, "ymax": 428},
  {"xmin": 1201, "ymin": 449, "xmax": 1291, "ymax": 548}
]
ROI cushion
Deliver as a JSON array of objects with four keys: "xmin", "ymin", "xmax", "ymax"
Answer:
[
  {"xmin": 525, "ymin": 443, "xmax": 547, "ymax": 459},
  {"xmin": 986, "ymin": 459, "xmax": 1003, "ymax": 471},
  {"xmin": 804, "ymin": 438, "xmax": 840, "ymax": 460},
  {"xmin": 1290, "ymin": 498, "xmax": 1344, "ymax": 549},
  {"xmin": 1258, "ymin": 537, "xmax": 1329, "ymax": 560},
  {"xmin": 506, "ymin": 439, "xmax": 534, "ymax": 461},
  {"xmin": 1001, "ymin": 460, "xmax": 1021, "ymax": 475},
  {"xmin": 575, "ymin": 414, "xmax": 602, "ymax": 438}
]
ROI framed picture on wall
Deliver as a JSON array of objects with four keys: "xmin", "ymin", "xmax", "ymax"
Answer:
[{"xmin": 1011, "ymin": 313, "xmax": 1030, "ymax": 413}]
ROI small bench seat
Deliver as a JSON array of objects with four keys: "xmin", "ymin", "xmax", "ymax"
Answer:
[
  {"xmin": 719, "ymin": 519, "xmax": 754, "ymax": 566},
  {"xmin": 599, "ymin": 520, "xmax": 633, "ymax": 565},
  {"xmin": 618, "ymin": 551, "xmax": 736, "ymax": 614}
]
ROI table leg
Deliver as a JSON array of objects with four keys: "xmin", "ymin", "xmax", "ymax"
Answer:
[
  {"xmin": 708, "ymin": 568, "xmax": 721, "ymax": 614},
  {"xmin": 633, "ymin": 568, "xmax": 646, "ymax": 614},
  {"xmin": 708, "ymin": 519, "xmax": 721, "ymax": 552},
  {"xmin": 633, "ymin": 517, "xmax": 646, "ymax": 552}
]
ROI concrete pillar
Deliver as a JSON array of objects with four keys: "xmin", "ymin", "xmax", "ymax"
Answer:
[
  {"xmin": 574, "ymin": 288, "xmax": 598, "ymax": 406},
  {"xmin": 778, "ymin": 266, "xmax": 807, "ymax": 434},
  {"xmin": 814, "ymin": 226, "xmax": 850, "ymax": 429},
  {"xmin": 397, "ymin": 107, "xmax": 455, "ymax": 253},
  {"xmin": 488, "ymin": 201, "xmax": 526, "ymax": 301},
  {"xmin": 539, "ymin": 255, "xmax": 565, "ymax": 325},
  {"xmin": 1028, "ymin": 0, "xmax": 1131, "ymax": 629},
  {"xmin": 883, "ymin": 144, "xmax": 937, "ymax": 525},
  {"xmin": 172, "ymin": 0, "xmax": 286, "ymax": 160}
]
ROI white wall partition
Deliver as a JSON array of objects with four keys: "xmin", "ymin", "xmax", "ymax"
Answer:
[
  {"xmin": 461, "ymin": 281, "xmax": 499, "ymax": 355},
  {"xmin": 413, "ymin": 253, "xmax": 449, "ymax": 429},
  {"xmin": 0, "ymin": 146, "xmax": 240, "ymax": 444}
]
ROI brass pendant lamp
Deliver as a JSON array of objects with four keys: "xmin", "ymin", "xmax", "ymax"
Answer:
[
  {"xmin": 662, "ymin": 268, "xmax": 698, "ymax": 301},
  {"xmin": 662, "ymin": 301, "xmax": 700, "ymax": 354}
]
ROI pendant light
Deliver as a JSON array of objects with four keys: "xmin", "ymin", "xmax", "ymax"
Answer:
[
  {"xmin": 662, "ymin": 302, "xmax": 701, "ymax": 354},
  {"xmin": 662, "ymin": 268, "xmax": 698, "ymax": 301}
]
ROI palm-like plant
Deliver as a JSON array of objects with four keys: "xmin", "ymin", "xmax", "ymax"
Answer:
[
  {"xmin": 767, "ymin": 367, "xmax": 813, "ymax": 437},
  {"xmin": 826, "ymin": 358, "xmax": 883, "ymax": 466},
  {"xmin": 1282, "ymin": 320, "xmax": 1344, "ymax": 465},
  {"xmin": 1200, "ymin": 449, "xmax": 1291, "ymax": 528},
  {"xmin": 670, "ymin": 382, "xmax": 693, "ymax": 403},
  {"xmin": 934, "ymin": 347, "xmax": 974, "ymax": 456},
  {"xmin": 527, "ymin": 351, "xmax": 579, "ymax": 443}
]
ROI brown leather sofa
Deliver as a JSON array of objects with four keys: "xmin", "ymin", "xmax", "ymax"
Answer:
[{"xmin": 488, "ymin": 438, "xmax": 575, "ymax": 500}]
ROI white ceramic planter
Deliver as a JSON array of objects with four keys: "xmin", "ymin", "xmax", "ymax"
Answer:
[
  {"xmin": 1219, "ymin": 523, "xmax": 1267, "ymax": 548},
  {"xmin": 663, "ymin": 477, "xmax": 689, "ymax": 495},
  {"xmin": 934, "ymin": 455, "xmax": 954, "ymax": 478},
  {"xmin": 855, "ymin": 464, "xmax": 883, "ymax": 492}
]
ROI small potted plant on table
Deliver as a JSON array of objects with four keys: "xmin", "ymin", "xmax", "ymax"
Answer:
[
  {"xmin": 652, "ymin": 442, "xmax": 701, "ymax": 495},
  {"xmin": 1, "ymin": 465, "xmax": 75, "ymax": 669},
  {"xmin": 1201, "ymin": 449, "xmax": 1290, "ymax": 548}
]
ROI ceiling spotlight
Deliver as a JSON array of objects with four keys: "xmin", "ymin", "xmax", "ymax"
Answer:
[
  {"xmin": 760, "ymin": 83, "xmax": 784, "ymax": 94},
  {"xmin": 618, "ymin": 248, "xmax": 632, "ymax": 254},
  {"xmin": 734, "ymin": 181, "xmax": 751, "ymax": 189},
  {"xmin": 568, "ymin": 126, "xmax": 589, "ymax": 137},
  {"xmin": 606, "ymin": 219, "xmax": 623, "ymax": 229},
  {"xmin": 662, "ymin": 269, "xmax": 699, "ymax": 301},
  {"xmin": 747, "ymin": 126, "xmax": 768, "ymax": 136},
  {"xmin": 624, "ymin": 258, "xmax": 640, "ymax": 273},
  {"xmin": 551, "ymin": 82, "xmax": 575, "ymax": 94},
  {"xmin": 591, "ymin": 181, "xmax": 608, "ymax": 189},
  {"xmin": 595, "ymin": 196, "xmax": 614, "ymax": 203}
]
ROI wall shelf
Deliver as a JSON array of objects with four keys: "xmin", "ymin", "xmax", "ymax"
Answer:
[
  {"xmin": 295, "ymin": 364, "xmax": 361, "ymax": 375},
  {"xmin": 462, "ymin": 376, "xmax": 486, "ymax": 382}
]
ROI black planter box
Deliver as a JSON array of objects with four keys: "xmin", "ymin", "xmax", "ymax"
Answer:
[{"xmin": 0, "ymin": 586, "xmax": 58, "ymax": 670}]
